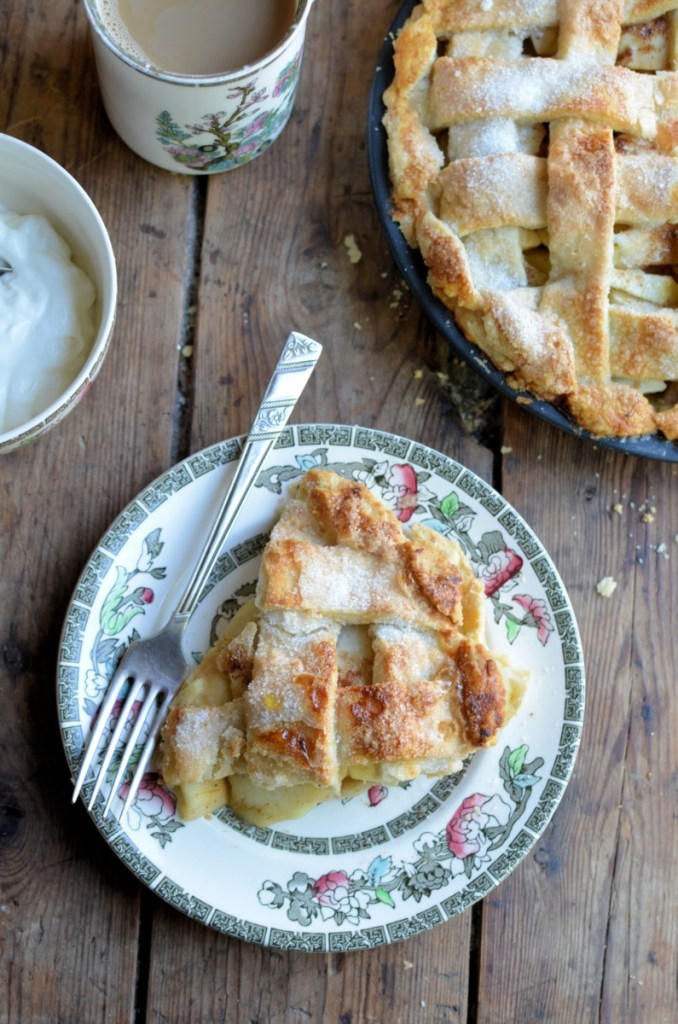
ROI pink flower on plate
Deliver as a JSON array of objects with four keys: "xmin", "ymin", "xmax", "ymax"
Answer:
[
  {"xmin": 383, "ymin": 463, "xmax": 419, "ymax": 522},
  {"xmin": 312, "ymin": 870, "xmax": 372, "ymax": 924},
  {"xmin": 480, "ymin": 547, "xmax": 523, "ymax": 597},
  {"xmin": 313, "ymin": 870, "xmax": 350, "ymax": 910},
  {"xmin": 368, "ymin": 784, "xmax": 388, "ymax": 807},
  {"xmin": 513, "ymin": 594, "xmax": 554, "ymax": 646},
  {"xmin": 446, "ymin": 793, "xmax": 512, "ymax": 864},
  {"xmin": 97, "ymin": 697, "xmax": 142, "ymax": 734},
  {"xmin": 446, "ymin": 794, "xmax": 490, "ymax": 859},
  {"xmin": 119, "ymin": 774, "xmax": 176, "ymax": 830}
]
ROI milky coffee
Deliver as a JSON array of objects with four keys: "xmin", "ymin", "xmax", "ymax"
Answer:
[{"xmin": 94, "ymin": 0, "xmax": 297, "ymax": 76}]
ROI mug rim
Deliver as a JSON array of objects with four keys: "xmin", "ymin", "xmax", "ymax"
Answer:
[{"xmin": 82, "ymin": 0, "xmax": 314, "ymax": 85}]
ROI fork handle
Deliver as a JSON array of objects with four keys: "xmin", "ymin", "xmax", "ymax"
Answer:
[{"xmin": 173, "ymin": 331, "xmax": 322, "ymax": 620}]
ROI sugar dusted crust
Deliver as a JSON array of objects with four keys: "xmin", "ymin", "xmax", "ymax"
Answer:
[
  {"xmin": 257, "ymin": 470, "xmax": 467, "ymax": 631},
  {"xmin": 383, "ymin": 0, "xmax": 678, "ymax": 441},
  {"xmin": 159, "ymin": 469, "xmax": 528, "ymax": 824}
]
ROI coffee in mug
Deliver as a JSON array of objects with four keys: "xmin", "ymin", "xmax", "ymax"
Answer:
[{"xmin": 101, "ymin": 0, "xmax": 297, "ymax": 75}]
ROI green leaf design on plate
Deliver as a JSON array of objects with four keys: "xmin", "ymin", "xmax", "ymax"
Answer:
[
  {"xmin": 507, "ymin": 744, "xmax": 528, "ymax": 777},
  {"xmin": 440, "ymin": 492, "xmax": 459, "ymax": 519},
  {"xmin": 375, "ymin": 888, "xmax": 395, "ymax": 908},
  {"xmin": 506, "ymin": 617, "xmax": 521, "ymax": 644}
]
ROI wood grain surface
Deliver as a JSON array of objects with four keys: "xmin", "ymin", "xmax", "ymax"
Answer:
[{"xmin": 1, "ymin": 1, "xmax": 676, "ymax": 1022}]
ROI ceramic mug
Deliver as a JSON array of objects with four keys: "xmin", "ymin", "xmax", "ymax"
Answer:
[{"xmin": 82, "ymin": 0, "xmax": 315, "ymax": 174}]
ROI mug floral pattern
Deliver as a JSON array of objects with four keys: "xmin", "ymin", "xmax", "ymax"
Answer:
[{"xmin": 156, "ymin": 55, "xmax": 301, "ymax": 172}]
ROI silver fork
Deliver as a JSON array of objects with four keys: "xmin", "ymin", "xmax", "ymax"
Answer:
[{"xmin": 71, "ymin": 331, "xmax": 322, "ymax": 821}]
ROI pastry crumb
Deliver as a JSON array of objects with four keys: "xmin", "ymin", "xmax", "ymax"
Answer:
[
  {"xmin": 596, "ymin": 576, "xmax": 618, "ymax": 598},
  {"xmin": 413, "ymin": 368, "xmax": 423, "ymax": 379},
  {"xmin": 414, "ymin": 396, "xmax": 426, "ymax": 406},
  {"xmin": 403, "ymin": 960, "xmax": 414, "ymax": 970},
  {"xmin": 343, "ymin": 233, "xmax": 362, "ymax": 264},
  {"xmin": 611, "ymin": 503, "xmax": 623, "ymax": 515},
  {"xmin": 500, "ymin": 445, "xmax": 512, "ymax": 454},
  {"xmin": 181, "ymin": 344, "xmax": 193, "ymax": 359}
]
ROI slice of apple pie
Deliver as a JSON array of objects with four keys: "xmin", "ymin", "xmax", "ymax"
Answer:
[{"xmin": 159, "ymin": 468, "xmax": 527, "ymax": 825}]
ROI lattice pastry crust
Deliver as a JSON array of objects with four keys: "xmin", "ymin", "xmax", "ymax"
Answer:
[
  {"xmin": 159, "ymin": 469, "xmax": 526, "ymax": 825},
  {"xmin": 383, "ymin": 0, "xmax": 678, "ymax": 439}
]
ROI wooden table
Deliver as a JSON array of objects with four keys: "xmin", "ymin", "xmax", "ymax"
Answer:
[{"xmin": 1, "ymin": 2, "xmax": 677, "ymax": 1021}]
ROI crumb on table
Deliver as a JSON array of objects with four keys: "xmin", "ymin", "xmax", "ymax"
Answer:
[
  {"xmin": 596, "ymin": 576, "xmax": 618, "ymax": 598},
  {"xmin": 343, "ymin": 233, "xmax": 362, "ymax": 264}
]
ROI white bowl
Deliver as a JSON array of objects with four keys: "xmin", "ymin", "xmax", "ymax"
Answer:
[{"xmin": 0, "ymin": 134, "xmax": 117, "ymax": 454}]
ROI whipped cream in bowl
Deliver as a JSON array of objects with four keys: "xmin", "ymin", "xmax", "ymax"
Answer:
[
  {"xmin": 0, "ymin": 134, "xmax": 117, "ymax": 454},
  {"xmin": 0, "ymin": 206, "xmax": 97, "ymax": 433}
]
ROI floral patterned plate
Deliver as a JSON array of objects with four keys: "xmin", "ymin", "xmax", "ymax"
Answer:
[{"xmin": 58, "ymin": 424, "xmax": 584, "ymax": 951}]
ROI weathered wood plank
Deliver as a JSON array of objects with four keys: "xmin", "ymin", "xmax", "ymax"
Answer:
[
  {"xmin": 0, "ymin": 2, "xmax": 197, "ymax": 1022},
  {"xmin": 475, "ymin": 405, "xmax": 678, "ymax": 1023},
  {"xmin": 146, "ymin": 907, "xmax": 473, "ymax": 1024}
]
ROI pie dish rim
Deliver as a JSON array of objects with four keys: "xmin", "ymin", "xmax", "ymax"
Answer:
[{"xmin": 367, "ymin": 0, "xmax": 678, "ymax": 464}]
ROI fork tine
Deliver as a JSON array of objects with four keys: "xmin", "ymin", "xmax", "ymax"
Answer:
[
  {"xmin": 86, "ymin": 675, "xmax": 147, "ymax": 811},
  {"xmin": 72, "ymin": 662, "xmax": 135, "ymax": 803},
  {"xmin": 102, "ymin": 684, "xmax": 164, "ymax": 818},
  {"xmin": 117, "ymin": 692, "xmax": 174, "ymax": 821}
]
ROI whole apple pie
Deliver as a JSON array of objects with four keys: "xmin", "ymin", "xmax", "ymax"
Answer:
[
  {"xmin": 383, "ymin": 0, "xmax": 678, "ymax": 440},
  {"xmin": 159, "ymin": 469, "xmax": 526, "ymax": 825}
]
